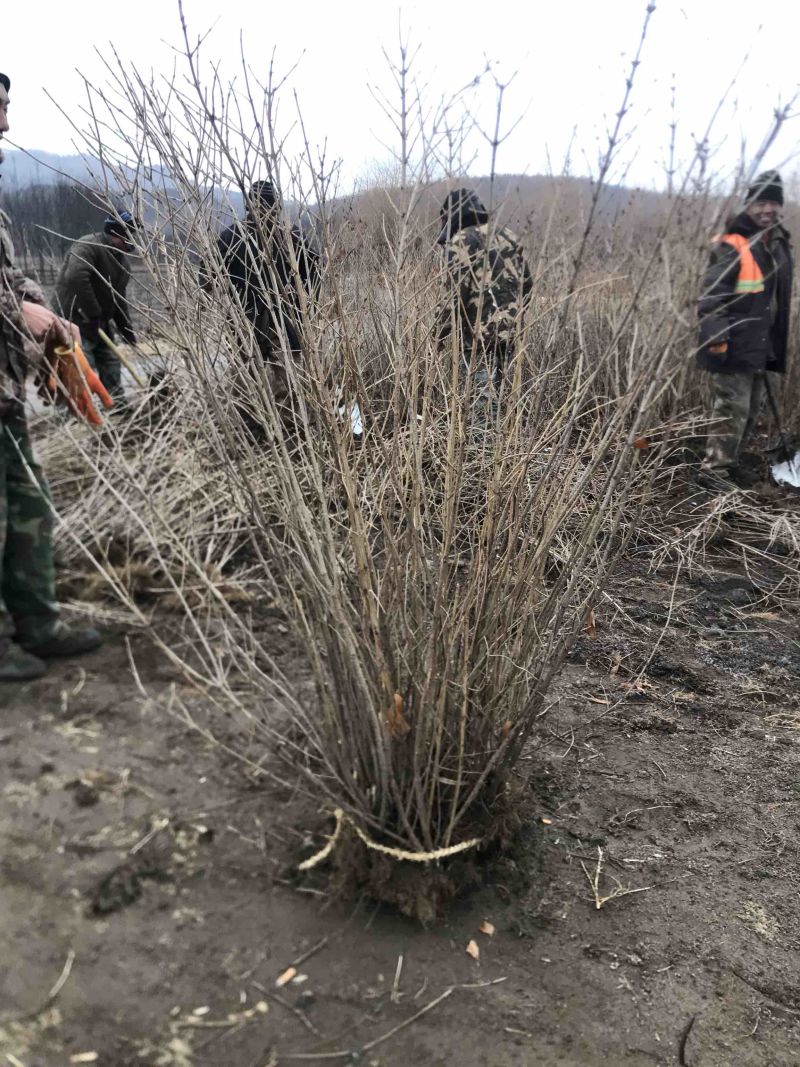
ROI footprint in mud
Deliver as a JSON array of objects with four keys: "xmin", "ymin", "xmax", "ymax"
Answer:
[
  {"xmin": 87, "ymin": 819, "xmax": 211, "ymax": 914},
  {"xmin": 89, "ymin": 849, "xmax": 171, "ymax": 915}
]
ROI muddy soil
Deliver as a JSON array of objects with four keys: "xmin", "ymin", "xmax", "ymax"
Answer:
[{"xmin": 2, "ymin": 506, "xmax": 800, "ymax": 1066}]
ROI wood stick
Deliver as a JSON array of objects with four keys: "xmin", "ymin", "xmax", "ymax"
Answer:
[{"xmin": 98, "ymin": 328, "xmax": 146, "ymax": 387}]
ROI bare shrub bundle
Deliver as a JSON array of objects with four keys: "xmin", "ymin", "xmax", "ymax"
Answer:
[{"xmin": 33, "ymin": 8, "xmax": 799, "ymax": 913}]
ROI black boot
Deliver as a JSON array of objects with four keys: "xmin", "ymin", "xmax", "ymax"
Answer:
[{"xmin": 20, "ymin": 622, "xmax": 102, "ymax": 659}]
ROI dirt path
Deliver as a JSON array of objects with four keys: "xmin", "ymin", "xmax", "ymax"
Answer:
[{"xmin": 2, "ymin": 554, "xmax": 800, "ymax": 1066}]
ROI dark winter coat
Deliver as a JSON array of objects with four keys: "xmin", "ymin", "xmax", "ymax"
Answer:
[
  {"xmin": 55, "ymin": 232, "xmax": 133, "ymax": 334},
  {"xmin": 697, "ymin": 212, "xmax": 793, "ymax": 375},
  {"xmin": 206, "ymin": 214, "xmax": 320, "ymax": 354}
]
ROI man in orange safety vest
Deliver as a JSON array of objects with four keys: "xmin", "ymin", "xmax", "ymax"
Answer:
[{"xmin": 697, "ymin": 169, "xmax": 793, "ymax": 483}]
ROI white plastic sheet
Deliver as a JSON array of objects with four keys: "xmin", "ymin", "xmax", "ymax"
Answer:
[{"xmin": 770, "ymin": 451, "xmax": 800, "ymax": 488}]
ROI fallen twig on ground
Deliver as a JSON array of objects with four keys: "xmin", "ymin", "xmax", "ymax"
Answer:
[
  {"xmin": 0, "ymin": 947, "xmax": 75, "ymax": 1025},
  {"xmin": 276, "ymin": 978, "xmax": 507, "ymax": 1061},
  {"xmin": 581, "ymin": 847, "xmax": 654, "ymax": 909}
]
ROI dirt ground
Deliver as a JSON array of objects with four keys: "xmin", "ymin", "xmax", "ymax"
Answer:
[{"xmin": 2, "ymin": 487, "xmax": 800, "ymax": 1066}]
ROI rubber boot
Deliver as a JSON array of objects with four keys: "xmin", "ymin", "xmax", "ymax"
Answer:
[{"xmin": 20, "ymin": 622, "xmax": 102, "ymax": 659}]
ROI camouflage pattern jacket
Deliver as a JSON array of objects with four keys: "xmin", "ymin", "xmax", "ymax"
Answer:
[
  {"xmin": 436, "ymin": 192, "xmax": 532, "ymax": 355},
  {"xmin": 0, "ymin": 208, "xmax": 46, "ymax": 400}
]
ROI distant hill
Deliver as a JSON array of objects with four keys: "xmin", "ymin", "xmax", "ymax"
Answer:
[
  {"xmin": 0, "ymin": 149, "xmax": 94, "ymax": 188},
  {"xmin": 336, "ymin": 173, "xmax": 678, "ymax": 244},
  {"xmin": 2, "ymin": 149, "xmax": 696, "ymax": 264}
]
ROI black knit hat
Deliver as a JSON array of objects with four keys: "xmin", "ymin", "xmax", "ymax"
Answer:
[
  {"xmin": 248, "ymin": 180, "xmax": 278, "ymax": 210},
  {"xmin": 437, "ymin": 188, "xmax": 489, "ymax": 243},
  {"xmin": 0, "ymin": 74, "xmax": 10, "ymax": 92},
  {"xmin": 746, "ymin": 169, "xmax": 784, "ymax": 206}
]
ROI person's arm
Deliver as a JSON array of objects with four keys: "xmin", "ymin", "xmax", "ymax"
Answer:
[
  {"xmin": 698, "ymin": 241, "xmax": 740, "ymax": 353},
  {"xmin": 291, "ymin": 226, "xmax": 322, "ymax": 300},
  {"xmin": 112, "ymin": 272, "xmax": 135, "ymax": 344},
  {"xmin": 9, "ymin": 268, "xmax": 46, "ymax": 306}
]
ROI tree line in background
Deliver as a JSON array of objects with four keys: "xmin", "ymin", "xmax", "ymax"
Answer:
[{"xmin": 2, "ymin": 182, "xmax": 107, "ymax": 277}]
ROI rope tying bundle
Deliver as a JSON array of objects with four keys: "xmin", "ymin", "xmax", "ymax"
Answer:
[{"xmin": 298, "ymin": 807, "xmax": 481, "ymax": 870}]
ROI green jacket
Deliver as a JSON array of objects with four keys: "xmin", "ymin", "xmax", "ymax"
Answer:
[{"xmin": 55, "ymin": 232, "xmax": 133, "ymax": 332}]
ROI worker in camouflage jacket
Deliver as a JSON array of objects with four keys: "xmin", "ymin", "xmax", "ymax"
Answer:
[
  {"xmin": 55, "ymin": 212, "xmax": 139, "ymax": 402},
  {"xmin": 435, "ymin": 188, "xmax": 532, "ymax": 408},
  {"xmin": 0, "ymin": 71, "xmax": 101, "ymax": 681},
  {"xmin": 697, "ymin": 169, "xmax": 793, "ymax": 482}
]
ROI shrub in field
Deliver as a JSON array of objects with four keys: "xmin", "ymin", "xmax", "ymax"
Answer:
[{"xmin": 35, "ymin": 8, "xmax": 800, "ymax": 915}]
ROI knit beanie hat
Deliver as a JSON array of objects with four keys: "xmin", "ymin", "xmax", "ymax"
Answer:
[
  {"xmin": 437, "ymin": 188, "xmax": 489, "ymax": 243},
  {"xmin": 104, "ymin": 210, "xmax": 139, "ymax": 238},
  {"xmin": 746, "ymin": 169, "xmax": 783, "ymax": 206},
  {"xmin": 248, "ymin": 180, "xmax": 278, "ymax": 210}
]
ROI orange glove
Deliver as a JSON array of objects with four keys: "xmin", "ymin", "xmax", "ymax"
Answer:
[
  {"xmin": 48, "ymin": 343, "xmax": 114, "ymax": 426},
  {"xmin": 708, "ymin": 343, "xmax": 728, "ymax": 355}
]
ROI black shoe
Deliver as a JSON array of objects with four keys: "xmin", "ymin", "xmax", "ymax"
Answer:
[
  {"xmin": 20, "ymin": 623, "xmax": 102, "ymax": 659},
  {"xmin": 0, "ymin": 644, "xmax": 47, "ymax": 681}
]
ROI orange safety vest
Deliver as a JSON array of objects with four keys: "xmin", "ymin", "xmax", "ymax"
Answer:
[{"xmin": 713, "ymin": 232, "xmax": 765, "ymax": 294}]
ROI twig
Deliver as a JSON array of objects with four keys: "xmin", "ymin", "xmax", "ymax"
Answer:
[
  {"xmin": 129, "ymin": 816, "xmax": 170, "ymax": 855},
  {"xmin": 0, "ymin": 948, "xmax": 75, "ymax": 1025},
  {"xmin": 678, "ymin": 1014, "xmax": 696, "ymax": 1066},
  {"xmin": 124, "ymin": 635, "xmax": 149, "ymax": 699},
  {"xmin": 98, "ymin": 328, "xmax": 146, "ymax": 387},
  {"xmin": 581, "ymin": 847, "xmax": 654, "ymax": 909},
  {"xmin": 391, "ymin": 953, "xmax": 404, "ymax": 1003},
  {"xmin": 649, "ymin": 758, "xmax": 668, "ymax": 782},
  {"xmin": 47, "ymin": 948, "xmax": 76, "ymax": 1001},
  {"xmin": 252, "ymin": 982, "xmax": 321, "ymax": 1037},
  {"xmin": 277, "ymin": 979, "xmax": 506, "ymax": 1061},
  {"xmin": 291, "ymin": 935, "xmax": 330, "ymax": 969}
]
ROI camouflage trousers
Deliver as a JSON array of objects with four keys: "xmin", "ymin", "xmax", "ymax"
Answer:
[
  {"xmin": 84, "ymin": 333, "xmax": 124, "ymax": 400},
  {"xmin": 703, "ymin": 372, "xmax": 769, "ymax": 471},
  {"xmin": 460, "ymin": 338, "xmax": 509, "ymax": 425},
  {"xmin": 0, "ymin": 410, "xmax": 60, "ymax": 647}
]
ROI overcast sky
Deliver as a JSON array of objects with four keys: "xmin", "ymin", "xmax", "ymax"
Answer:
[{"xmin": 3, "ymin": 0, "xmax": 800, "ymax": 193}]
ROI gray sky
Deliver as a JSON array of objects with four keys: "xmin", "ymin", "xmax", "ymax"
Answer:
[{"xmin": 3, "ymin": 0, "xmax": 800, "ymax": 192}]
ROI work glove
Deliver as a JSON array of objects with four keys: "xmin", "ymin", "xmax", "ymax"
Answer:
[
  {"xmin": 118, "ymin": 324, "xmax": 137, "ymax": 345},
  {"xmin": 47, "ymin": 342, "xmax": 114, "ymax": 426}
]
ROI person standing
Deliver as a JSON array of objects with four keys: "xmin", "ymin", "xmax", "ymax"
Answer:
[
  {"xmin": 56, "ymin": 212, "xmax": 139, "ymax": 402},
  {"xmin": 0, "ymin": 71, "xmax": 101, "ymax": 680},
  {"xmin": 697, "ymin": 170, "xmax": 793, "ymax": 482},
  {"xmin": 202, "ymin": 180, "xmax": 320, "ymax": 434},
  {"xmin": 435, "ymin": 188, "xmax": 532, "ymax": 415}
]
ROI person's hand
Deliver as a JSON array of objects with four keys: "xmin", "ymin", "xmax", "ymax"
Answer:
[{"xmin": 708, "ymin": 343, "xmax": 728, "ymax": 355}]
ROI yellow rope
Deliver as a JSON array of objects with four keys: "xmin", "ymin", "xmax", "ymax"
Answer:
[{"xmin": 298, "ymin": 807, "xmax": 481, "ymax": 871}]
